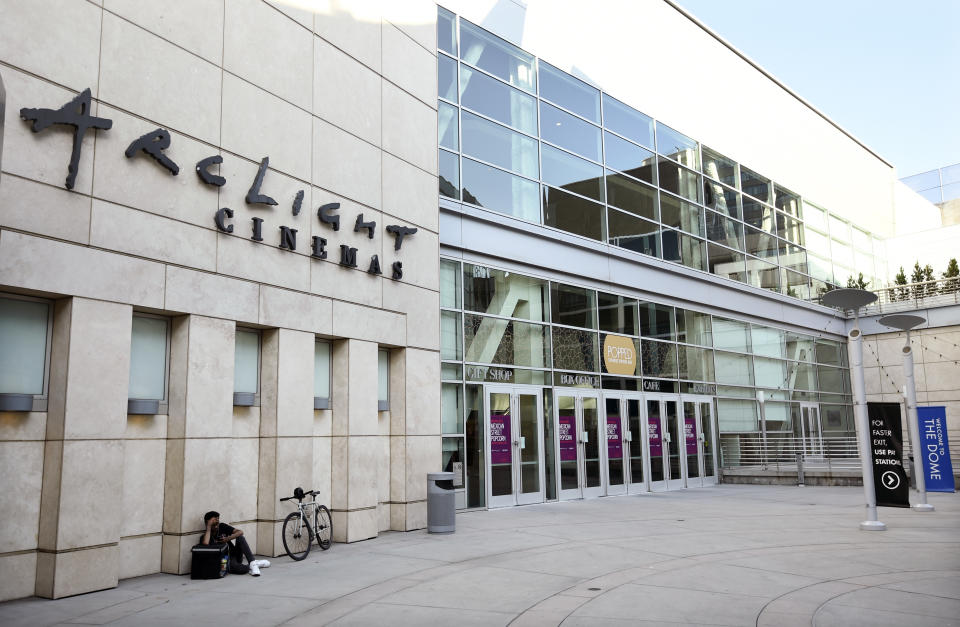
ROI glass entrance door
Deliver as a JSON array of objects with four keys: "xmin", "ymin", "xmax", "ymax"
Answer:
[
  {"xmin": 603, "ymin": 394, "xmax": 645, "ymax": 495},
  {"xmin": 645, "ymin": 395, "xmax": 681, "ymax": 491},
  {"xmin": 679, "ymin": 395, "xmax": 718, "ymax": 488},
  {"xmin": 799, "ymin": 403, "xmax": 823, "ymax": 458},
  {"xmin": 556, "ymin": 390, "xmax": 602, "ymax": 500},
  {"xmin": 486, "ymin": 385, "xmax": 544, "ymax": 508}
]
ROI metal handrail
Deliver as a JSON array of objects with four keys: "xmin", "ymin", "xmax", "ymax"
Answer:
[
  {"xmin": 816, "ymin": 278, "xmax": 960, "ymax": 315},
  {"xmin": 720, "ymin": 434, "xmax": 862, "ymax": 471}
]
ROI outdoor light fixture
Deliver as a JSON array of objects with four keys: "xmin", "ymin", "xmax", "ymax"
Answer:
[
  {"xmin": 822, "ymin": 288, "xmax": 885, "ymax": 531},
  {"xmin": 878, "ymin": 313, "xmax": 934, "ymax": 512}
]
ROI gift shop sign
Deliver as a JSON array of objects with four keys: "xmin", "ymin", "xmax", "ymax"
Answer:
[{"xmin": 18, "ymin": 89, "xmax": 418, "ymax": 279}]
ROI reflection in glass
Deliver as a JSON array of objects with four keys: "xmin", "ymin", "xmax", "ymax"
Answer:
[
  {"xmin": 656, "ymin": 123, "xmax": 699, "ymax": 169},
  {"xmin": 541, "ymin": 144, "xmax": 604, "ymax": 201},
  {"xmin": 676, "ymin": 309, "xmax": 712, "ymax": 346},
  {"xmin": 466, "ymin": 384, "xmax": 485, "ymax": 507},
  {"xmin": 717, "ymin": 398, "xmax": 758, "ymax": 431},
  {"xmin": 539, "ymin": 60, "xmax": 600, "ymax": 122},
  {"xmin": 703, "ymin": 180, "xmax": 740, "ymax": 220},
  {"xmin": 129, "ymin": 316, "xmax": 167, "ymax": 400},
  {"xmin": 0, "ymin": 297, "xmax": 49, "ymax": 395},
  {"xmin": 604, "ymin": 132, "xmax": 656, "ymax": 184},
  {"xmin": 606, "ymin": 172, "xmax": 657, "ymax": 221},
  {"xmin": 464, "ymin": 313, "xmax": 550, "ymax": 367},
  {"xmin": 702, "ymin": 146, "xmax": 737, "ymax": 186},
  {"xmin": 438, "ymin": 101, "xmax": 458, "ymax": 151},
  {"xmin": 461, "ymin": 158, "xmax": 539, "ymax": 221},
  {"xmin": 552, "ymin": 326, "xmax": 599, "ymax": 372},
  {"xmin": 775, "ymin": 184, "xmax": 800, "ymax": 216},
  {"xmin": 463, "ymin": 264, "xmax": 549, "ymax": 321},
  {"xmin": 776, "ymin": 212, "xmax": 803, "ymax": 244},
  {"xmin": 557, "ymin": 395, "xmax": 578, "ymax": 490},
  {"xmin": 666, "ymin": 400, "xmax": 681, "ymax": 480},
  {"xmin": 543, "ymin": 186, "xmax": 605, "ymax": 241},
  {"xmin": 740, "ymin": 165, "xmax": 771, "ymax": 202},
  {"xmin": 540, "ymin": 102, "xmax": 602, "ymax": 162},
  {"xmin": 234, "ymin": 330, "xmax": 260, "ymax": 394},
  {"xmin": 753, "ymin": 356, "xmax": 788, "ymax": 389},
  {"xmin": 440, "ymin": 259, "xmax": 461, "ymax": 308},
  {"xmin": 603, "ymin": 94, "xmax": 654, "ymax": 149},
  {"xmin": 679, "ymin": 345, "xmax": 714, "ymax": 381},
  {"xmin": 460, "ymin": 66, "xmax": 537, "ymax": 134},
  {"xmin": 438, "ymin": 53, "xmax": 457, "ymax": 101},
  {"xmin": 705, "ymin": 210, "xmax": 743, "ymax": 250},
  {"xmin": 714, "ymin": 351, "xmax": 753, "ymax": 386},
  {"xmin": 786, "ymin": 331, "xmax": 815, "ymax": 362},
  {"xmin": 441, "ymin": 311, "xmax": 462, "ymax": 360},
  {"xmin": 459, "ymin": 19, "xmax": 535, "ymax": 92},
  {"xmin": 461, "ymin": 110, "xmax": 538, "ymax": 178},
  {"xmin": 742, "ymin": 197, "xmax": 774, "ymax": 231},
  {"xmin": 439, "ymin": 149, "xmax": 460, "ymax": 200},
  {"xmin": 551, "ymin": 283, "xmax": 597, "ymax": 329},
  {"xmin": 744, "ymin": 225, "xmax": 779, "ymax": 259},
  {"xmin": 642, "ymin": 339, "xmax": 678, "ymax": 378},
  {"xmin": 751, "ymin": 325, "xmax": 785, "ymax": 358},
  {"xmin": 702, "ymin": 402, "xmax": 716, "ymax": 477},
  {"xmin": 607, "ymin": 209, "xmax": 660, "ymax": 258},
  {"xmin": 784, "ymin": 269, "xmax": 811, "ymax": 300},
  {"xmin": 639, "ymin": 302, "xmax": 674, "ymax": 339},
  {"xmin": 683, "ymin": 402, "xmax": 700, "ymax": 479},
  {"xmin": 712, "ymin": 317, "xmax": 749, "ymax": 351},
  {"xmin": 707, "ymin": 243, "xmax": 746, "ymax": 283},
  {"xmin": 437, "ymin": 7, "xmax": 456, "ymax": 55},
  {"xmin": 442, "ymin": 382, "xmax": 464, "ymax": 433},
  {"xmin": 519, "ymin": 393, "xmax": 541, "ymax": 494},
  {"xmin": 583, "ymin": 397, "xmax": 601, "ymax": 488},
  {"xmin": 648, "ymin": 400, "xmax": 665, "ymax": 481},
  {"xmin": 598, "ymin": 292, "xmax": 638, "ymax": 336},
  {"xmin": 815, "ymin": 340, "xmax": 842, "ymax": 366},
  {"xmin": 779, "ymin": 243, "xmax": 808, "ymax": 274},
  {"xmin": 662, "ymin": 230, "xmax": 707, "ymax": 272},
  {"xmin": 658, "ymin": 159, "xmax": 701, "ymax": 203},
  {"xmin": 606, "ymin": 398, "xmax": 624, "ymax": 486},
  {"xmin": 542, "ymin": 389, "xmax": 555, "ymax": 499},
  {"xmin": 660, "ymin": 194, "xmax": 703, "ymax": 236}
]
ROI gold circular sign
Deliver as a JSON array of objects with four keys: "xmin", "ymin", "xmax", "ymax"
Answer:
[{"xmin": 603, "ymin": 335, "xmax": 637, "ymax": 376}]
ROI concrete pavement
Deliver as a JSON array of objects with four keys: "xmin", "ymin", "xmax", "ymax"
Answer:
[{"xmin": 2, "ymin": 484, "xmax": 958, "ymax": 626}]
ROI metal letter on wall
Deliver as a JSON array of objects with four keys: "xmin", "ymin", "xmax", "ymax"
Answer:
[{"xmin": 19, "ymin": 88, "xmax": 113, "ymax": 189}]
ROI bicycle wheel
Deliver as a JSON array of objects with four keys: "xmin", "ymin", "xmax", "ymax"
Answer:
[
  {"xmin": 282, "ymin": 511, "xmax": 312, "ymax": 561},
  {"xmin": 314, "ymin": 505, "xmax": 332, "ymax": 550}
]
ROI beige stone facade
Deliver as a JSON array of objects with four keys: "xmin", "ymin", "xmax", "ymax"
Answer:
[{"xmin": 0, "ymin": 0, "xmax": 439, "ymax": 600}]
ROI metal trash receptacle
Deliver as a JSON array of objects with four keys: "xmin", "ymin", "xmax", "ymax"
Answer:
[{"xmin": 427, "ymin": 472, "xmax": 455, "ymax": 534}]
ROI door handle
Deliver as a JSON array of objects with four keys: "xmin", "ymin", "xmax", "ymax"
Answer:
[
  {"xmin": 625, "ymin": 432, "xmax": 632, "ymax": 442},
  {"xmin": 581, "ymin": 431, "xmax": 589, "ymax": 443},
  {"xmin": 519, "ymin": 436, "xmax": 526, "ymax": 449}
]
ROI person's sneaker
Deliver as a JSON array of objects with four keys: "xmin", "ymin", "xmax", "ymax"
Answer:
[
  {"xmin": 255, "ymin": 560, "xmax": 270, "ymax": 569},
  {"xmin": 249, "ymin": 562, "xmax": 260, "ymax": 577}
]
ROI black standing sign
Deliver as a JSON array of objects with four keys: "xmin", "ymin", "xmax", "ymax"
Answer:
[{"xmin": 867, "ymin": 402, "xmax": 910, "ymax": 507}]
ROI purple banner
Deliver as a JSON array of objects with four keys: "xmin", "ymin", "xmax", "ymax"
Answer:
[
  {"xmin": 648, "ymin": 417, "xmax": 662, "ymax": 457},
  {"xmin": 607, "ymin": 417, "xmax": 622, "ymax": 459},
  {"xmin": 684, "ymin": 416, "xmax": 698, "ymax": 454},
  {"xmin": 490, "ymin": 414, "xmax": 511, "ymax": 464},
  {"xmin": 558, "ymin": 413, "xmax": 577, "ymax": 462}
]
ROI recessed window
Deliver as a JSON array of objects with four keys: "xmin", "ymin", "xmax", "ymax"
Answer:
[
  {"xmin": 233, "ymin": 329, "xmax": 260, "ymax": 406},
  {"xmin": 378, "ymin": 349, "xmax": 390, "ymax": 411},
  {"xmin": 128, "ymin": 314, "xmax": 169, "ymax": 414},
  {"xmin": 314, "ymin": 340, "xmax": 331, "ymax": 410},
  {"xmin": 0, "ymin": 295, "xmax": 51, "ymax": 411}
]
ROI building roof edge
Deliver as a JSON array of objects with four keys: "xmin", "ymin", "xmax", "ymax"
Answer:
[{"xmin": 664, "ymin": 0, "xmax": 894, "ymax": 170}]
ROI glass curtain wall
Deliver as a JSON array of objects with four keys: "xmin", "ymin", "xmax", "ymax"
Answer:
[
  {"xmin": 437, "ymin": 7, "xmax": 887, "ymax": 302},
  {"xmin": 440, "ymin": 257, "xmax": 853, "ymax": 505}
]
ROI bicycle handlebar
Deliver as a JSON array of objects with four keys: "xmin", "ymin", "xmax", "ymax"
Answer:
[{"xmin": 280, "ymin": 489, "xmax": 320, "ymax": 502}]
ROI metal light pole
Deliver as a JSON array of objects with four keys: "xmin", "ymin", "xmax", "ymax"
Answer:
[
  {"xmin": 823, "ymin": 288, "xmax": 885, "ymax": 531},
  {"xmin": 878, "ymin": 314, "xmax": 934, "ymax": 512}
]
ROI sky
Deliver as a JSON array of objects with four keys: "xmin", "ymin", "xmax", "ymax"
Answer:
[{"xmin": 676, "ymin": 0, "xmax": 960, "ymax": 178}]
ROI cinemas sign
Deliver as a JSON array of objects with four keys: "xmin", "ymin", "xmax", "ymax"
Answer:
[{"xmin": 19, "ymin": 88, "xmax": 418, "ymax": 278}]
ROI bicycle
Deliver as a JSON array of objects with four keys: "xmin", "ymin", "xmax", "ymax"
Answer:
[{"xmin": 279, "ymin": 487, "xmax": 332, "ymax": 560}]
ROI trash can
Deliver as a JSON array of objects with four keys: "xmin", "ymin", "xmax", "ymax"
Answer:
[{"xmin": 426, "ymin": 471, "xmax": 455, "ymax": 534}]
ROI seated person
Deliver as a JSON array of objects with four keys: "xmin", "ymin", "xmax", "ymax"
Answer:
[{"xmin": 201, "ymin": 511, "xmax": 270, "ymax": 576}]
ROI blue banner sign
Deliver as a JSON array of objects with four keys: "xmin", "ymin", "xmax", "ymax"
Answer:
[{"xmin": 917, "ymin": 406, "xmax": 955, "ymax": 492}]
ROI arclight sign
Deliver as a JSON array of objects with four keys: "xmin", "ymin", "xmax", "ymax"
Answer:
[{"xmin": 19, "ymin": 89, "xmax": 418, "ymax": 279}]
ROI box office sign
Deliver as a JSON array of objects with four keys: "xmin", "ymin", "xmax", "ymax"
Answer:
[
  {"xmin": 18, "ymin": 89, "xmax": 418, "ymax": 279},
  {"xmin": 867, "ymin": 402, "xmax": 910, "ymax": 508},
  {"xmin": 917, "ymin": 406, "xmax": 955, "ymax": 492}
]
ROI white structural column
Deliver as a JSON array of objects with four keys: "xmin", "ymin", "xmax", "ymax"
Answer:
[
  {"xmin": 257, "ymin": 329, "xmax": 315, "ymax": 555},
  {"xmin": 902, "ymin": 341, "xmax": 934, "ymax": 511},
  {"xmin": 331, "ymin": 339, "xmax": 380, "ymax": 543},
  {"xmin": 849, "ymin": 326, "xmax": 886, "ymax": 530},
  {"xmin": 37, "ymin": 298, "xmax": 132, "ymax": 598},
  {"xmin": 161, "ymin": 315, "xmax": 237, "ymax": 574}
]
